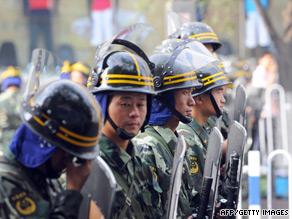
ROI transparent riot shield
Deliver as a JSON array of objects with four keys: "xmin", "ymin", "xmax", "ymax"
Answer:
[
  {"xmin": 79, "ymin": 156, "xmax": 116, "ymax": 219},
  {"xmin": 166, "ymin": 135, "xmax": 187, "ymax": 219}
]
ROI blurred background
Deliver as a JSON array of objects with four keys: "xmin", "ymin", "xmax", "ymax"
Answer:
[
  {"xmin": 1, "ymin": 0, "xmax": 292, "ymax": 214},
  {"xmin": 0, "ymin": 0, "xmax": 288, "ymax": 67}
]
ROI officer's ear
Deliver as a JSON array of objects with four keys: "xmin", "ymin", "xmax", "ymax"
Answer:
[{"xmin": 194, "ymin": 95, "xmax": 204, "ymax": 105}]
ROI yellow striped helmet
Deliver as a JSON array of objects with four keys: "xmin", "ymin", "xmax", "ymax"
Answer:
[
  {"xmin": 21, "ymin": 80, "xmax": 103, "ymax": 160},
  {"xmin": 171, "ymin": 22, "xmax": 222, "ymax": 52},
  {"xmin": 192, "ymin": 65, "xmax": 232, "ymax": 97},
  {"xmin": 88, "ymin": 50, "xmax": 156, "ymax": 95},
  {"xmin": 150, "ymin": 44, "xmax": 214, "ymax": 93}
]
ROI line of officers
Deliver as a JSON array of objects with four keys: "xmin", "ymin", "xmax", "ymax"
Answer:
[{"xmin": 0, "ymin": 22, "xmax": 233, "ymax": 218}]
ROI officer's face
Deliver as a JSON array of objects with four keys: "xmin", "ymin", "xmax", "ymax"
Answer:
[
  {"xmin": 211, "ymin": 86, "xmax": 226, "ymax": 111},
  {"xmin": 71, "ymin": 71, "xmax": 86, "ymax": 85},
  {"xmin": 174, "ymin": 88, "xmax": 195, "ymax": 119},
  {"xmin": 204, "ymin": 43, "xmax": 214, "ymax": 53},
  {"xmin": 107, "ymin": 92, "xmax": 147, "ymax": 136}
]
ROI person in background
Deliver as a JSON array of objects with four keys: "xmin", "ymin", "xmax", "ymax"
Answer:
[
  {"xmin": 247, "ymin": 51, "xmax": 278, "ymax": 150},
  {"xmin": 70, "ymin": 61, "xmax": 91, "ymax": 86},
  {"xmin": 0, "ymin": 80, "xmax": 103, "ymax": 218},
  {"xmin": 245, "ymin": 0, "xmax": 271, "ymax": 57},
  {"xmin": 88, "ymin": 0, "xmax": 113, "ymax": 47},
  {"xmin": 0, "ymin": 66, "xmax": 22, "ymax": 154},
  {"xmin": 23, "ymin": 0, "xmax": 59, "ymax": 61}
]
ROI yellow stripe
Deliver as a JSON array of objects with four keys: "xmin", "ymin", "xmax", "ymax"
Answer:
[
  {"xmin": 164, "ymin": 71, "xmax": 196, "ymax": 80},
  {"xmin": 33, "ymin": 114, "xmax": 100, "ymax": 143},
  {"xmin": 189, "ymin": 32, "xmax": 217, "ymax": 38},
  {"xmin": 42, "ymin": 113, "xmax": 49, "ymax": 120},
  {"xmin": 204, "ymin": 76, "xmax": 226, "ymax": 86},
  {"xmin": 87, "ymin": 82, "xmax": 92, "ymax": 86},
  {"xmin": 124, "ymin": 50, "xmax": 141, "ymax": 77},
  {"xmin": 164, "ymin": 76, "xmax": 198, "ymax": 85},
  {"xmin": 59, "ymin": 126, "xmax": 100, "ymax": 141},
  {"xmin": 202, "ymin": 72, "xmax": 224, "ymax": 81},
  {"xmin": 101, "ymin": 74, "xmax": 152, "ymax": 80},
  {"xmin": 33, "ymin": 116, "xmax": 45, "ymax": 126},
  {"xmin": 101, "ymin": 79, "xmax": 153, "ymax": 86},
  {"xmin": 56, "ymin": 133, "xmax": 97, "ymax": 147},
  {"xmin": 30, "ymin": 97, "xmax": 34, "ymax": 107},
  {"xmin": 195, "ymin": 36, "xmax": 219, "ymax": 40}
]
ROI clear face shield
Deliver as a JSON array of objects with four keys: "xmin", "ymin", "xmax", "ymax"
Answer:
[
  {"xmin": 92, "ymin": 23, "xmax": 161, "ymax": 71},
  {"xmin": 88, "ymin": 23, "xmax": 161, "ymax": 93},
  {"xmin": 159, "ymin": 38, "xmax": 220, "ymax": 69},
  {"xmin": 166, "ymin": 10, "xmax": 190, "ymax": 37},
  {"xmin": 23, "ymin": 48, "xmax": 63, "ymax": 104}
]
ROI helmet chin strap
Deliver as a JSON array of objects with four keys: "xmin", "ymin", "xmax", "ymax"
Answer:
[
  {"xmin": 45, "ymin": 158, "xmax": 62, "ymax": 179},
  {"xmin": 107, "ymin": 115, "xmax": 135, "ymax": 140},
  {"xmin": 209, "ymin": 93, "xmax": 222, "ymax": 118},
  {"xmin": 156, "ymin": 96, "xmax": 192, "ymax": 124}
]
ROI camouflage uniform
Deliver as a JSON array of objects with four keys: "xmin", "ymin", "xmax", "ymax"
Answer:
[
  {"xmin": 204, "ymin": 110, "xmax": 230, "ymax": 139},
  {"xmin": 133, "ymin": 125, "xmax": 194, "ymax": 218},
  {"xmin": 176, "ymin": 119, "xmax": 209, "ymax": 199},
  {"xmin": 0, "ymin": 149, "xmax": 83, "ymax": 218},
  {"xmin": 99, "ymin": 134, "xmax": 163, "ymax": 219},
  {"xmin": 0, "ymin": 89, "xmax": 22, "ymax": 153}
]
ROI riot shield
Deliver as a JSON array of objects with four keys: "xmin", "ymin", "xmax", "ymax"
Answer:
[
  {"xmin": 223, "ymin": 121, "xmax": 247, "ymax": 211},
  {"xmin": 166, "ymin": 135, "xmax": 187, "ymax": 219},
  {"xmin": 202, "ymin": 127, "xmax": 224, "ymax": 218},
  {"xmin": 79, "ymin": 156, "xmax": 116, "ymax": 219},
  {"xmin": 232, "ymin": 84, "xmax": 247, "ymax": 126}
]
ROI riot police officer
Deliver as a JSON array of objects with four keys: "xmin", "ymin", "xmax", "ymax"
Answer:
[
  {"xmin": 88, "ymin": 45, "xmax": 163, "ymax": 217},
  {"xmin": 0, "ymin": 79, "xmax": 103, "ymax": 218},
  {"xmin": 133, "ymin": 43, "xmax": 216, "ymax": 217}
]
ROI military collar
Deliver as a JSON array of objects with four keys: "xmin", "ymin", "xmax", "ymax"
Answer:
[
  {"xmin": 151, "ymin": 125, "xmax": 178, "ymax": 155},
  {"xmin": 188, "ymin": 119, "xmax": 209, "ymax": 148},
  {"xmin": 99, "ymin": 135, "xmax": 136, "ymax": 171}
]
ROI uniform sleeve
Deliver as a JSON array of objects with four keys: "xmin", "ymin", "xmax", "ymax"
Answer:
[
  {"xmin": 133, "ymin": 135, "xmax": 160, "ymax": 184},
  {"xmin": 51, "ymin": 190, "xmax": 83, "ymax": 219}
]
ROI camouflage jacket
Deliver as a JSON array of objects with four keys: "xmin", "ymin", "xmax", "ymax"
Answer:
[
  {"xmin": 176, "ymin": 119, "xmax": 208, "ymax": 199},
  {"xmin": 0, "ymin": 90, "xmax": 22, "ymax": 153},
  {"xmin": 133, "ymin": 125, "xmax": 194, "ymax": 218},
  {"xmin": 204, "ymin": 110, "xmax": 230, "ymax": 139},
  {"xmin": 0, "ymin": 149, "xmax": 83, "ymax": 218},
  {"xmin": 99, "ymin": 135, "xmax": 163, "ymax": 219}
]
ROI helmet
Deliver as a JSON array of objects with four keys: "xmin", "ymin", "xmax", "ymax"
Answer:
[
  {"xmin": 150, "ymin": 43, "xmax": 220, "ymax": 93},
  {"xmin": 88, "ymin": 50, "xmax": 156, "ymax": 139},
  {"xmin": 160, "ymin": 38, "xmax": 185, "ymax": 53},
  {"xmin": 192, "ymin": 65, "xmax": 232, "ymax": 118},
  {"xmin": 171, "ymin": 22, "xmax": 222, "ymax": 52},
  {"xmin": 60, "ymin": 60, "xmax": 71, "ymax": 79},
  {"xmin": 1, "ymin": 66, "xmax": 21, "ymax": 91},
  {"xmin": 150, "ymin": 46, "xmax": 209, "ymax": 123},
  {"xmin": 21, "ymin": 80, "xmax": 103, "ymax": 160},
  {"xmin": 151, "ymin": 52, "xmax": 202, "ymax": 93},
  {"xmin": 61, "ymin": 60, "xmax": 72, "ymax": 73},
  {"xmin": 88, "ymin": 50, "xmax": 156, "ymax": 96},
  {"xmin": 192, "ymin": 66, "xmax": 231, "ymax": 97},
  {"xmin": 71, "ymin": 61, "xmax": 90, "ymax": 76}
]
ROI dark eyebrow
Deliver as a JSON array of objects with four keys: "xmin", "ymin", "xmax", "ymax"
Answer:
[
  {"xmin": 216, "ymin": 87, "xmax": 224, "ymax": 91},
  {"xmin": 120, "ymin": 96, "xmax": 132, "ymax": 100}
]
